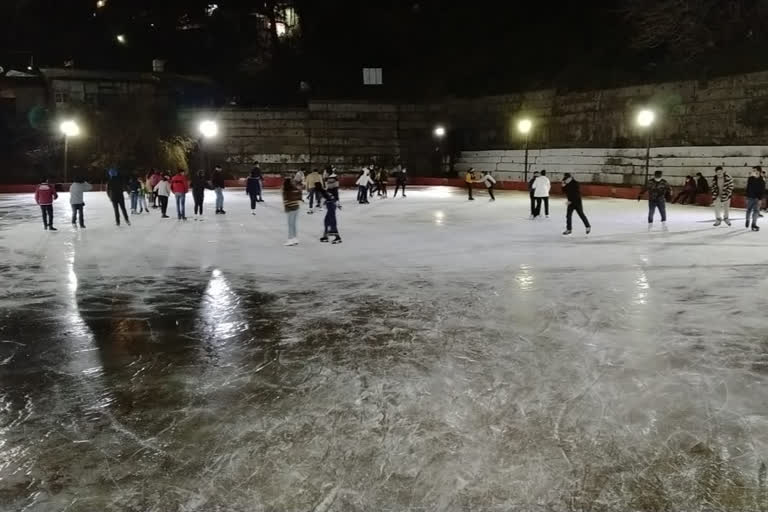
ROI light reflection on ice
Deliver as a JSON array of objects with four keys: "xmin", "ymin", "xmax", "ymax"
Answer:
[
  {"xmin": 434, "ymin": 210, "xmax": 445, "ymax": 225},
  {"xmin": 202, "ymin": 268, "xmax": 242, "ymax": 339},
  {"xmin": 515, "ymin": 264, "xmax": 534, "ymax": 291},
  {"xmin": 634, "ymin": 270, "xmax": 649, "ymax": 305}
]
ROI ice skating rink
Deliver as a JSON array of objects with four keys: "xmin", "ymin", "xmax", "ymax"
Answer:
[{"xmin": 1, "ymin": 186, "xmax": 767, "ymax": 511}]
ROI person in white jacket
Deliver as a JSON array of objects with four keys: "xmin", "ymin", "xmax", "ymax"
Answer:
[
  {"xmin": 482, "ymin": 170, "xmax": 497, "ymax": 201},
  {"xmin": 69, "ymin": 177, "xmax": 93, "ymax": 228},
  {"xmin": 531, "ymin": 170, "xmax": 551, "ymax": 218},
  {"xmin": 356, "ymin": 168, "xmax": 372, "ymax": 204},
  {"xmin": 153, "ymin": 175, "xmax": 172, "ymax": 218}
]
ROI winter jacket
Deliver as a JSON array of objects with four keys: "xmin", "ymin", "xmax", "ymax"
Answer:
[
  {"xmin": 128, "ymin": 178, "xmax": 141, "ymax": 193},
  {"xmin": 396, "ymin": 168, "xmax": 407, "ymax": 184},
  {"xmin": 170, "ymin": 173, "xmax": 189, "ymax": 194},
  {"xmin": 711, "ymin": 173, "xmax": 734, "ymax": 201},
  {"xmin": 531, "ymin": 175, "xmax": 551, "ymax": 198},
  {"xmin": 283, "ymin": 184, "xmax": 302, "ymax": 212},
  {"xmin": 378, "ymin": 169, "xmax": 389, "ymax": 182},
  {"xmin": 212, "ymin": 172, "xmax": 226, "ymax": 189},
  {"xmin": 482, "ymin": 174, "xmax": 497, "ymax": 188},
  {"xmin": 696, "ymin": 176, "xmax": 709, "ymax": 194},
  {"xmin": 191, "ymin": 174, "xmax": 210, "ymax": 193},
  {"xmin": 356, "ymin": 170, "xmax": 373, "ymax": 187},
  {"xmin": 250, "ymin": 166, "xmax": 262, "ymax": 180},
  {"xmin": 325, "ymin": 172, "xmax": 339, "ymax": 189},
  {"xmin": 562, "ymin": 178, "xmax": 583, "ymax": 203},
  {"xmin": 106, "ymin": 176, "xmax": 125, "ymax": 201},
  {"xmin": 305, "ymin": 172, "xmax": 323, "ymax": 190},
  {"xmin": 640, "ymin": 178, "xmax": 671, "ymax": 202},
  {"xmin": 69, "ymin": 182, "xmax": 92, "ymax": 204},
  {"xmin": 153, "ymin": 180, "xmax": 171, "ymax": 197},
  {"xmin": 293, "ymin": 170, "xmax": 305, "ymax": 187},
  {"xmin": 35, "ymin": 183, "xmax": 58, "ymax": 205},
  {"xmin": 149, "ymin": 173, "xmax": 162, "ymax": 188},
  {"xmin": 746, "ymin": 176, "xmax": 766, "ymax": 199},
  {"xmin": 246, "ymin": 176, "xmax": 262, "ymax": 195},
  {"xmin": 465, "ymin": 171, "xmax": 474, "ymax": 184}
]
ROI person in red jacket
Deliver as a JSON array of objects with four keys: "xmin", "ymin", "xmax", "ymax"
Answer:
[
  {"xmin": 34, "ymin": 177, "xmax": 59, "ymax": 231},
  {"xmin": 170, "ymin": 169, "xmax": 189, "ymax": 220}
]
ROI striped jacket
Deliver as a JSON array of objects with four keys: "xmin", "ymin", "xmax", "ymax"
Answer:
[{"xmin": 711, "ymin": 173, "xmax": 734, "ymax": 201}]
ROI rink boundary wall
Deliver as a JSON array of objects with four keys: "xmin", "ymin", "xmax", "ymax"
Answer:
[{"xmin": 1, "ymin": 178, "xmax": 742, "ymax": 207}]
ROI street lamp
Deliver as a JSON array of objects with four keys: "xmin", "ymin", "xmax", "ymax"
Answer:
[
  {"xmin": 59, "ymin": 120, "xmax": 81, "ymax": 183},
  {"xmin": 116, "ymin": 34, "xmax": 126, "ymax": 44},
  {"xmin": 636, "ymin": 109, "xmax": 655, "ymax": 184},
  {"xmin": 198, "ymin": 120, "xmax": 219, "ymax": 170},
  {"xmin": 433, "ymin": 125, "xmax": 446, "ymax": 138},
  {"xmin": 517, "ymin": 119, "xmax": 533, "ymax": 182}
]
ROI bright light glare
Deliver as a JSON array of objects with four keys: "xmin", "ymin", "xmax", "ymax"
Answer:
[
  {"xmin": 433, "ymin": 126, "xmax": 446, "ymax": 138},
  {"xmin": 637, "ymin": 109, "xmax": 655, "ymax": 128},
  {"xmin": 96, "ymin": 0, "xmax": 106, "ymax": 7},
  {"xmin": 518, "ymin": 119, "xmax": 532, "ymax": 135},
  {"xmin": 275, "ymin": 22, "xmax": 287, "ymax": 37},
  {"xmin": 60, "ymin": 120, "xmax": 81, "ymax": 137},
  {"xmin": 116, "ymin": 34, "xmax": 126, "ymax": 44},
  {"xmin": 199, "ymin": 120, "xmax": 219, "ymax": 138}
]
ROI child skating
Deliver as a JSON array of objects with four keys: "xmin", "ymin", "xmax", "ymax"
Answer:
[{"xmin": 317, "ymin": 184, "xmax": 342, "ymax": 244}]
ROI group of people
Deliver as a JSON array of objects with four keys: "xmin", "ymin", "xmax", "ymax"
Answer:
[{"xmin": 355, "ymin": 163, "xmax": 408, "ymax": 204}]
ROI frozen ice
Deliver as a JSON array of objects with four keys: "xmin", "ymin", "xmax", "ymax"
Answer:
[{"xmin": 1, "ymin": 187, "xmax": 767, "ymax": 511}]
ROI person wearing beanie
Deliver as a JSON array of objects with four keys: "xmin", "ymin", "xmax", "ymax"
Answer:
[
  {"xmin": 711, "ymin": 166, "xmax": 733, "ymax": 227},
  {"xmin": 561, "ymin": 173, "xmax": 591, "ymax": 235},
  {"xmin": 638, "ymin": 170, "xmax": 671, "ymax": 229},
  {"xmin": 325, "ymin": 167, "xmax": 340, "ymax": 201},
  {"xmin": 531, "ymin": 170, "xmax": 551, "ymax": 218},
  {"xmin": 69, "ymin": 177, "xmax": 92, "ymax": 228},
  {"xmin": 34, "ymin": 177, "xmax": 58, "ymax": 230},
  {"xmin": 106, "ymin": 168, "xmax": 131, "ymax": 226},
  {"xmin": 745, "ymin": 166, "xmax": 765, "ymax": 231}
]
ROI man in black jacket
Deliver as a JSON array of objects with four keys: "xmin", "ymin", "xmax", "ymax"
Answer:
[
  {"xmin": 746, "ymin": 166, "xmax": 766, "ymax": 231},
  {"xmin": 528, "ymin": 171, "xmax": 539, "ymax": 218},
  {"xmin": 561, "ymin": 173, "xmax": 591, "ymax": 235},
  {"xmin": 106, "ymin": 169, "xmax": 131, "ymax": 226}
]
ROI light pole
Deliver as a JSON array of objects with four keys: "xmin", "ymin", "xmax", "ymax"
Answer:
[
  {"xmin": 517, "ymin": 119, "xmax": 533, "ymax": 182},
  {"xmin": 59, "ymin": 120, "xmax": 81, "ymax": 183},
  {"xmin": 198, "ymin": 120, "xmax": 219, "ymax": 171},
  {"xmin": 433, "ymin": 125, "xmax": 446, "ymax": 176},
  {"xmin": 636, "ymin": 109, "xmax": 655, "ymax": 185}
]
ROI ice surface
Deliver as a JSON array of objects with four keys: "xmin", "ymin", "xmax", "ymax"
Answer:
[{"xmin": 1, "ymin": 187, "xmax": 768, "ymax": 511}]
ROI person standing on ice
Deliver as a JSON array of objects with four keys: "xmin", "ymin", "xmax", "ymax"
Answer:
[
  {"xmin": 282, "ymin": 176, "xmax": 302, "ymax": 246},
  {"xmin": 69, "ymin": 177, "xmax": 92, "ymax": 229},
  {"xmin": 561, "ymin": 173, "xmax": 591, "ymax": 235},
  {"xmin": 249, "ymin": 162, "xmax": 264, "ymax": 202},
  {"xmin": 170, "ymin": 169, "xmax": 189, "ymax": 220},
  {"xmin": 153, "ymin": 174, "xmax": 171, "ymax": 218},
  {"xmin": 149, "ymin": 169, "xmax": 162, "ymax": 208},
  {"xmin": 465, "ymin": 168, "xmax": 476, "ymax": 200},
  {"xmin": 482, "ymin": 170, "xmax": 497, "ymax": 201},
  {"xmin": 294, "ymin": 168, "xmax": 306, "ymax": 189},
  {"xmin": 711, "ymin": 166, "xmax": 733, "ymax": 226},
  {"xmin": 190, "ymin": 170, "xmax": 210, "ymax": 220},
  {"xmin": 212, "ymin": 165, "xmax": 226, "ymax": 215},
  {"xmin": 528, "ymin": 171, "xmax": 539, "ymax": 218},
  {"xmin": 531, "ymin": 170, "xmax": 551, "ymax": 218},
  {"xmin": 356, "ymin": 168, "xmax": 373, "ymax": 204},
  {"xmin": 325, "ymin": 167, "xmax": 340, "ymax": 201},
  {"xmin": 377, "ymin": 166, "xmax": 389, "ymax": 198},
  {"xmin": 246, "ymin": 168, "xmax": 263, "ymax": 215},
  {"xmin": 128, "ymin": 175, "xmax": 142, "ymax": 215},
  {"xmin": 34, "ymin": 177, "xmax": 58, "ymax": 231},
  {"xmin": 107, "ymin": 169, "xmax": 131, "ymax": 227},
  {"xmin": 638, "ymin": 170, "xmax": 671, "ymax": 229},
  {"xmin": 745, "ymin": 166, "xmax": 765, "ymax": 231},
  {"xmin": 318, "ymin": 184, "xmax": 343, "ymax": 244},
  {"xmin": 393, "ymin": 163, "xmax": 407, "ymax": 198},
  {"xmin": 305, "ymin": 169, "xmax": 324, "ymax": 213}
]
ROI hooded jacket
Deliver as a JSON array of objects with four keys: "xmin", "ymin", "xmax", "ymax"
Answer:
[
  {"xmin": 154, "ymin": 179, "xmax": 171, "ymax": 197},
  {"xmin": 356, "ymin": 170, "xmax": 373, "ymax": 187},
  {"xmin": 482, "ymin": 173, "xmax": 497, "ymax": 188},
  {"xmin": 562, "ymin": 178, "xmax": 582, "ymax": 203},
  {"xmin": 35, "ymin": 182, "xmax": 58, "ymax": 205},
  {"xmin": 170, "ymin": 173, "xmax": 189, "ymax": 194},
  {"xmin": 69, "ymin": 182, "xmax": 92, "ymax": 204},
  {"xmin": 531, "ymin": 175, "xmax": 551, "ymax": 198}
]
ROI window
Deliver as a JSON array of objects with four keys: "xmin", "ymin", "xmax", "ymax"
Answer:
[{"xmin": 363, "ymin": 68, "xmax": 383, "ymax": 85}]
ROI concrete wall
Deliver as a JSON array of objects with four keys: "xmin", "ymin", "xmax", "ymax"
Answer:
[{"xmin": 457, "ymin": 146, "xmax": 768, "ymax": 188}]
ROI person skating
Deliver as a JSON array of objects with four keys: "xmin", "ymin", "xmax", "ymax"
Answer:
[
  {"xmin": 393, "ymin": 163, "xmax": 407, "ymax": 198},
  {"xmin": 136, "ymin": 176, "xmax": 149, "ymax": 213},
  {"xmin": 69, "ymin": 177, "xmax": 92, "ymax": 228},
  {"xmin": 149, "ymin": 169, "xmax": 162, "ymax": 208},
  {"xmin": 153, "ymin": 175, "xmax": 171, "ymax": 218},
  {"xmin": 672, "ymin": 175, "xmax": 696, "ymax": 204},
  {"xmin": 305, "ymin": 168, "xmax": 324, "ymax": 213},
  {"xmin": 531, "ymin": 170, "xmax": 551, "ymax": 218},
  {"xmin": 34, "ymin": 177, "xmax": 58, "ymax": 230},
  {"xmin": 528, "ymin": 171, "xmax": 540, "ymax": 218},
  {"xmin": 482, "ymin": 170, "xmax": 497, "ymax": 201},
  {"xmin": 561, "ymin": 173, "xmax": 591, "ymax": 235},
  {"xmin": 246, "ymin": 168, "xmax": 263, "ymax": 215},
  {"xmin": 465, "ymin": 168, "xmax": 476, "ymax": 200},
  {"xmin": 212, "ymin": 165, "xmax": 226, "ymax": 214},
  {"xmin": 190, "ymin": 170, "xmax": 210, "ymax": 220},
  {"xmin": 711, "ymin": 166, "xmax": 733, "ymax": 226},
  {"xmin": 283, "ymin": 177, "xmax": 302, "ymax": 246},
  {"xmin": 128, "ymin": 175, "xmax": 142, "ymax": 214},
  {"xmin": 638, "ymin": 170, "xmax": 671, "ymax": 229},
  {"xmin": 250, "ymin": 162, "xmax": 264, "ymax": 202},
  {"xmin": 745, "ymin": 166, "xmax": 765, "ymax": 231},
  {"xmin": 170, "ymin": 169, "xmax": 189, "ymax": 220},
  {"xmin": 325, "ymin": 167, "xmax": 340, "ymax": 201},
  {"xmin": 318, "ymin": 184, "xmax": 343, "ymax": 244},
  {"xmin": 294, "ymin": 168, "xmax": 306, "ymax": 189},
  {"xmin": 107, "ymin": 169, "xmax": 131, "ymax": 226},
  {"xmin": 378, "ymin": 167, "xmax": 389, "ymax": 198},
  {"xmin": 356, "ymin": 168, "xmax": 373, "ymax": 204}
]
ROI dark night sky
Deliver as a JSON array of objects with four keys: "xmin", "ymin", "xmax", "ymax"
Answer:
[{"xmin": 0, "ymin": 1, "xmax": 703, "ymax": 99}]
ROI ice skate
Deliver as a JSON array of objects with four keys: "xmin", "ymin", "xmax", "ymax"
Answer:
[
  {"xmin": 562, "ymin": 229, "xmax": 572, "ymax": 235},
  {"xmin": 48, "ymin": 226, "xmax": 57, "ymax": 231},
  {"xmin": 746, "ymin": 220, "xmax": 751, "ymax": 228},
  {"xmin": 332, "ymin": 236, "xmax": 342, "ymax": 244},
  {"xmin": 284, "ymin": 238, "xmax": 298, "ymax": 246},
  {"xmin": 586, "ymin": 227, "xmax": 591, "ymax": 235},
  {"xmin": 724, "ymin": 218, "xmax": 731, "ymax": 226},
  {"xmin": 251, "ymin": 211, "xmax": 256, "ymax": 216},
  {"xmin": 307, "ymin": 209, "xmax": 314, "ymax": 214},
  {"xmin": 752, "ymin": 224, "xmax": 760, "ymax": 231},
  {"xmin": 713, "ymin": 219, "xmax": 722, "ymax": 226},
  {"xmin": 320, "ymin": 236, "xmax": 329, "ymax": 243}
]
